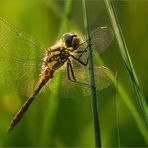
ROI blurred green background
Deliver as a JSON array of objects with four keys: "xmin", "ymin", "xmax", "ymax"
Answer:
[{"xmin": 0, "ymin": 0, "xmax": 148, "ymax": 147}]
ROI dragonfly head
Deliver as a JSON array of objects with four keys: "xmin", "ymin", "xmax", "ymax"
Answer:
[{"xmin": 62, "ymin": 33, "xmax": 80, "ymax": 51}]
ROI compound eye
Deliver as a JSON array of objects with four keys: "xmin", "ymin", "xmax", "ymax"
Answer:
[
  {"xmin": 63, "ymin": 33, "xmax": 73, "ymax": 47},
  {"xmin": 72, "ymin": 36, "xmax": 80, "ymax": 48}
]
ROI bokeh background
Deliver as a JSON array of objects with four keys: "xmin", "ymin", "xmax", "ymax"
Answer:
[{"xmin": 0, "ymin": 0, "xmax": 148, "ymax": 147}]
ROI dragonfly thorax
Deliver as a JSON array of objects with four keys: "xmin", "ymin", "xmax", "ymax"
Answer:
[{"xmin": 62, "ymin": 33, "xmax": 80, "ymax": 51}]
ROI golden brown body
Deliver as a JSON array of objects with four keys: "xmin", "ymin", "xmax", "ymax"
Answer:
[{"xmin": 8, "ymin": 33, "xmax": 81, "ymax": 131}]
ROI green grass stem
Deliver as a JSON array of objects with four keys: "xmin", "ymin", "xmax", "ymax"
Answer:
[
  {"xmin": 99, "ymin": 58, "xmax": 148, "ymax": 144},
  {"xmin": 82, "ymin": 0, "xmax": 101, "ymax": 147},
  {"xmin": 104, "ymin": 0, "xmax": 148, "ymax": 130}
]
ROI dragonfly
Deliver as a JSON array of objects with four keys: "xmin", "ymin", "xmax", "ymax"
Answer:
[{"xmin": 0, "ymin": 17, "xmax": 114, "ymax": 132}]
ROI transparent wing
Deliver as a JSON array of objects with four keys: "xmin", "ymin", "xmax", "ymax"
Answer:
[
  {"xmin": 58, "ymin": 63, "xmax": 114, "ymax": 96},
  {"xmin": 73, "ymin": 65, "xmax": 113, "ymax": 95},
  {"xmin": 0, "ymin": 17, "xmax": 44, "ymax": 96},
  {"xmin": 75, "ymin": 26, "xmax": 114, "ymax": 61},
  {"xmin": 90, "ymin": 26, "xmax": 114, "ymax": 55},
  {"xmin": 81, "ymin": 66, "xmax": 113, "ymax": 96}
]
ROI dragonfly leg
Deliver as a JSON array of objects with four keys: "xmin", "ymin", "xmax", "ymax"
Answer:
[
  {"xmin": 77, "ymin": 49, "xmax": 87, "ymax": 59},
  {"xmin": 67, "ymin": 59, "xmax": 76, "ymax": 82},
  {"xmin": 70, "ymin": 54, "xmax": 88, "ymax": 66},
  {"xmin": 76, "ymin": 50, "xmax": 87, "ymax": 53},
  {"xmin": 67, "ymin": 58, "xmax": 90, "ymax": 87},
  {"xmin": 75, "ymin": 44, "xmax": 89, "ymax": 59}
]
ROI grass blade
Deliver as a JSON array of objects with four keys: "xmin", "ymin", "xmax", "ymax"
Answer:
[
  {"xmin": 104, "ymin": 0, "xmax": 148, "ymax": 130},
  {"xmin": 99, "ymin": 58, "xmax": 148, "ymax": 144},
  {"xmin": 82, "ymin": 0, "xmax": 101, "ymax": 147}
]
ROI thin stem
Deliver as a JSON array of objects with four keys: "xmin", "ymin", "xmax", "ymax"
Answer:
[
  {"xmin": 96, "ymin": 57, "xmax": 148, "ymax": 144},
  {"xmin": 82, "ymin": 0, "xmax": 101, "ymax": 147},
  {"xmin": 104, "ymin": 0, "xmax": 148, "ymax": 130}
]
